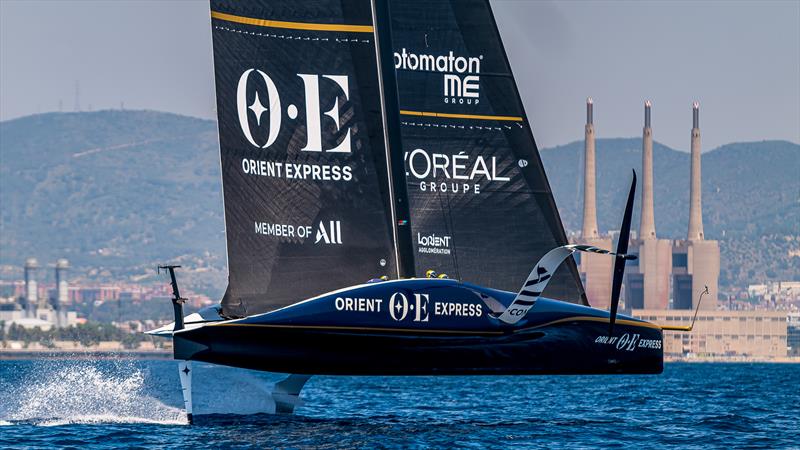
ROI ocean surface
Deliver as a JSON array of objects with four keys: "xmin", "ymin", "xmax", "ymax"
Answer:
[{"xmin": 0, "ymin": 359, "xmax": 797, "ymax": 449}]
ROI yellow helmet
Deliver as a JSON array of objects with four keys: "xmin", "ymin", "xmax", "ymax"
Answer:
[{"xmin": 425, "ymin": 269, "xmax": 438, "ymax": 278}]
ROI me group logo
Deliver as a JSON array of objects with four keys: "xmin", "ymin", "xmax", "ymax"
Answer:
[{"xmin": 394, "ymin": 48, "xmax": 482, "ymax": 105}]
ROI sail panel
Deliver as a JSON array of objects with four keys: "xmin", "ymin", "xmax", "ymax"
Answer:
[
  {"xmin": 388, "ymin": 0, "xmax": 587, "ymax": 303},
  {"xmin": 211, "ymin": 0, "xmax": 398, "ymax": 316}
]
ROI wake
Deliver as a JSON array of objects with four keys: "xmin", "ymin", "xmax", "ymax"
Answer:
[{"xmin": 0, "ymin": 359, "xmax": 186, "ymax": 426}]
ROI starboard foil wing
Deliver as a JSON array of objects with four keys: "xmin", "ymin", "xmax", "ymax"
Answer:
[
  {"xmin": 211, "ymin": 0, "xmax": 405, "ymax": 317},
  {"xmin": 498, "ymin": 244, "xmax": 636, "ymax": 324},
  {"xmin": 386, "ymin": 0, "xmax": 587, "ymax": 304}
]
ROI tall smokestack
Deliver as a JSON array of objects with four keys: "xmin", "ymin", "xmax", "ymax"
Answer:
[
  {"xmin": 55, "ymin": 259, "xmax": 69, "ymax": 308},
  {"xmin": 24, "ymin": 258, "xmax": 39, "ymax": 309},
  {"xmin": 640, "ymin": 100, "xmax": 656, "ymax": 239},
  {"xmin": 582, "ymin": 97, "xmax": 599, "ymax": 239},
  {"xmin": 687, "ymin": 101, "xmax": 704, "ymax": 240}
]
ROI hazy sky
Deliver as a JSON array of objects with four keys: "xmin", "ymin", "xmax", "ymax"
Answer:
[{"xmin": 1, "ymin": 0, "xmax": 798, "ymax": 150}]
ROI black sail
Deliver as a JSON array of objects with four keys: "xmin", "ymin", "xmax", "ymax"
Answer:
[
  {"xmin": 387, "ymin": 0, "xmax": 587, "ymax": 304},
  {"xmin": 210, "ymin": 0, "xmax": 400, "ymax": 316}
]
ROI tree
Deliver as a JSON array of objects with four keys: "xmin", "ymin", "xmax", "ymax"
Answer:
[{"xmin": 121, "ymin": 333, "xmax": 142, "ymax": 350}]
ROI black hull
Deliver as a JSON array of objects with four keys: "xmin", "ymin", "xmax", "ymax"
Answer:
[{"xmin": 175, "ymin": 320, "xmax": 663, "ymax": 376}]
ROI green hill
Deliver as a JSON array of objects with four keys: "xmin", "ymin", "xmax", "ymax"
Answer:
[
  {"xmin": 0, "ymin": 110, "xmax": 797, "ymax": 295},
  {"xmin": 541, "ymin": 138, "xmax": 800, "ymax": 287},
  {"xmin": 0, "ymin": 110, "xmax": 226, "ymax": 295}
]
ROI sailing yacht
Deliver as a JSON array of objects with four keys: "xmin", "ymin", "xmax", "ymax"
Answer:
[{"xmin": 149, "ymin": 0, "xmax": 689, "ymax": 422}]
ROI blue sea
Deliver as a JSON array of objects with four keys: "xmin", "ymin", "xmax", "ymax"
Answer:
[{"xmin": 0, "ymin": 359, "xmax": 798, "ymax": 449}]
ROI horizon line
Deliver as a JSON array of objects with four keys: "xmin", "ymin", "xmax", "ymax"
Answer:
[{"xmin": 1, "ymin": 108, "xmax": 798, "ymax": 152}]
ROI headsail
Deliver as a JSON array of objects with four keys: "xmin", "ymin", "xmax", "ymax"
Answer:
[
  {"xmin": 387, "ymin": 0, "xmax": 587, "ymax": 303},
  {"xmin": 210, "ymin": 0, "xmax": 401, "ymax": 316}
]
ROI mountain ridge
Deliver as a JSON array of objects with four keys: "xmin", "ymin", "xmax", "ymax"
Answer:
[{"xmin": 1, "ymin": 110, "xmax": 797, "ymax": 295}]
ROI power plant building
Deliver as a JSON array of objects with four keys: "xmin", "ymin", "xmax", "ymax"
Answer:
[
  {"xmin": 24, "ymin": 258, "xmax": 38, "ymax": 313},
  {"xmin": 634, "ymin": 309, "xmax": 788, "ymax": 358},
  {"xmin": 574, "ymin": 99, "xmax": 719, "ymax": 312},
  {"xmin": 0, "ymin": 258, "xmax": 78, "ymax": 330},
  {"xmin": 574, "ymin": 98, "xmax": 613, "ymax": 309},
  {"xmin": 671, "ymin": 102, "xmax": 720, "ymax": 311},
  {"xmin": 626, "ymin": 101, "xmax": 672, "ymax": 310}
]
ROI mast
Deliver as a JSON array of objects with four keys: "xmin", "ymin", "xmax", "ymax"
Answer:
[{"xmin": 371, "ymin": 0, "xmax": 416, "ymax": 278}]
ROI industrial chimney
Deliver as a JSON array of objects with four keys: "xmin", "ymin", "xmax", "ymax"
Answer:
[
  {"xmin": 640, "ymin": 100, "xmax": 656, "ymax": 239},
  {"xmin": 581, "ymin": 97, "xmax": 599, "ymax": 239},
  {"xmin": 55, "ymin": 259, "xmax": 69, "ymax": 309},
  {"xmin": 24, "ymin": 258, "xmax": 39, "ymax": 312},
  {"xmin": 687, "ymin": 101, "xmax": 704, "ymax": 241}
]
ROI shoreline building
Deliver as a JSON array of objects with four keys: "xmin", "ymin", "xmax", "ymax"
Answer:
[
  {"xmin": 671, "ymin": 102, "xmax": 720, "ymax": 310},
  {"xmin": 635, "ymin": 309, "xmax": 788, "ymax": 358},
  {"xmin": 0, "ymin": 258, "xmax": 77, "ymax": 330},
  {"xmin": 788, "ymin": 313, "xmax": 800, "ymax": 356},
  {"xmin": 574, "ymin": 98, "xmax": 613, "ymax": 309},
  {"xmin": 23, "ymin": 258, "xmax": 38, "ymax": 315},
  {"xmin": 626, "ymin": 101, "xmax": 672, "ymax": 309}
]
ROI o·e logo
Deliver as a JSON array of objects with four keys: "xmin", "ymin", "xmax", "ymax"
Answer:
[
  {"xmin": 236, "ymin": 68, "xmax": 352, "ymax": 153},
  {"xmin": 237, "ymin": 69, "xmax": 281, "ymax": 148}
]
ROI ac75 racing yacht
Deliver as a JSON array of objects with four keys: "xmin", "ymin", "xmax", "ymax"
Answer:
[{"xmin": 149, "ymin": 0, "xmax": 700, "ymax": 423}]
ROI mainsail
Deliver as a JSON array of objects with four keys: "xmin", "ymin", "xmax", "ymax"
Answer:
[
  {"xmin": 387, "ymin": 0, "xmax": 587, "ymax": 303},
  {"xmin": 210, "ymin": 0, "xmax": 403, "ymax": 316},
  {"xmin": 210, "ymin": 0, "xmax": 586, "ymax": 317}
]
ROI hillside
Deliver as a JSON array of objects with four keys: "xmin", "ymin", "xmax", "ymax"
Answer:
[
  {"xmin": 0, "ymin": 111, "xmax": 797, "ymax": 295},
  {"xmin": 0, "ymin": 111, "xmax": 227, "ymax": 295},
  {"xmin": 539, "ymin": 138, "xmax": 800, "ymax": 287}
]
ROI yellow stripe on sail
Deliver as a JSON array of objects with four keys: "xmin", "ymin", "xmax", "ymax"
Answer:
[
  {"xmin": 211, "ymin": 11, "xmax": 374, "ymax": 33},
  {"xmin": 399, "ymin": 110, "xmax": 524, "ymax": 122}
]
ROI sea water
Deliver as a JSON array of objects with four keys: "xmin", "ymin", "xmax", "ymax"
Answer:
[{"xmin": 0, "ymin": 359, "xmax": 798, "ymax": 448}]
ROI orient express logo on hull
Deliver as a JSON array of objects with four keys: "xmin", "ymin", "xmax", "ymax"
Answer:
[
  {"xmin": 235, "ymin": 68, "xmax": 355, "ymax": 182},
  {"xmin": 394, "ymin": 48, "xmax": 482, "ymax": 105},
  {"xmin": 333, "ymin": 291, "xmax": 484, "ymax": 323},
  {"xmin": 594, "ymin": 333, "xmax": 662, "ymax": 351},
  {"xmin": 405, "ymin": 149, "xmax": 510, "ymax": 195},
  {"xmin": 254, "ymin": 220, "xmax": 343, "ymax": 245}
]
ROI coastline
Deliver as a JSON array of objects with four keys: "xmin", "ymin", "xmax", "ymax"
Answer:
[
  {"xmin": 665, "ymin": 355, "xmax": 800, "ymax": 363},
  {"xmin": 1, "ymin": 342, "xmax": 797, "ymax": 363},
  {"xmin": 0, "ymin": 340, "xmax": 171, "ymax": 359},
  {"xmin": 0, "ymin": 350, "xmax": 172, "ymax": 360}
]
